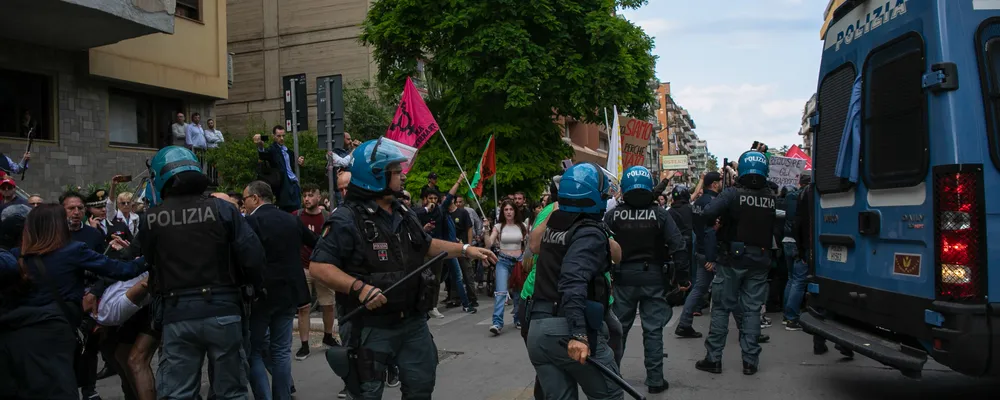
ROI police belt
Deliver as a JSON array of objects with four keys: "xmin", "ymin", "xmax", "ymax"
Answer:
[
  {"xmin": 160, "ymin": 286, "xmax": 240, "ymax": 300},
  {"xmin": 613, "ymin": 261, "xmax": 666, "ymax": 287},
  {"xmin": 528, "ymin": 299, "xmax": 562, "ymax": 319},
  {"xmin": 352, "ymin": 309, "xmax": 425, "ymax": 328},
  {"xmin": 720, "ymin": 244, "xmax": 769, "ymax": 258}
]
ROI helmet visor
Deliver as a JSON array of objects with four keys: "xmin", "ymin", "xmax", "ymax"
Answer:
[
  {"xmin": 371, "ymin": 137, "xmax": 418, "ymax": 172},
  {"xmin": 597, "ymin": 165, "xmax": 620, "ymax": 198}
]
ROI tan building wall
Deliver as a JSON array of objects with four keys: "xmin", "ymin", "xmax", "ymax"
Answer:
[
  {"xmin": 89, "ymin": 0, "xmax": 230, "ymax": 100},
  {"xmin": 655, "ymin": 82, "xmax": 672, "ymax": 156},
  {"xmin": 219, "ymin": 0, "xmax": 376, "ymax": 135}
]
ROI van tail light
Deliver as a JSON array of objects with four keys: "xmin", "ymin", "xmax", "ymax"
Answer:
[{"xmin": 934, "ymin": 166, "xmax": 987, "ymax": 303}]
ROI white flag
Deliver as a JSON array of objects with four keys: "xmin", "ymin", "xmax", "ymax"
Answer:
[{"xmin": 606, "ymin": 105, "xmax": 623, "ymax": 179}]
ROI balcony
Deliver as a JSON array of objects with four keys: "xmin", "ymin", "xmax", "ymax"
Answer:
[{"xmin": 0, "ymin": 0, "xmax": 175, "ymax": 50}]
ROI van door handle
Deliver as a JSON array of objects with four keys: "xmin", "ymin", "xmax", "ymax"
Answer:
[{"xmin": 859, "ymin": 211, "xmax": 881, "ymax": 236}]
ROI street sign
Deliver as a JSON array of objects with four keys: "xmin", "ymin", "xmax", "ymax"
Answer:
[
  {"xmin": 316, "ymin": 75, "xmax": 345, "ymax": 150},
  {"xmin": 282, "ymin": 73, "xmax": 307, "ymax": 132}
]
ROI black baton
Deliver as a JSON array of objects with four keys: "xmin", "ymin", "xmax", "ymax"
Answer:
[
  {"xmin": 559, "ymin": 338, "xmax": 646, "ymax": 400},
  {"xmin": 338, "ymin": 251, "xmax": 448, "ymax": 325}
]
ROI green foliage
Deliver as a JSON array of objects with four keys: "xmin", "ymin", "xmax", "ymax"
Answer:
[
  {"xmin": 706, "ymin": 154, "xmax": 718, "ymax": 172},
  {"xmin": 361, "ymin": 0, "xmax": 657, "ymax": 198},
  {"xmin": 61, "ymin": 182, "xmax": 130, "ymax": 198},
  {"xmin": 344, "ymin": 80, "xmax": 398, "ymax": 142},
  {"xmin": 205, "ymin": 118, "xmax": 331, "ymax": 194}
]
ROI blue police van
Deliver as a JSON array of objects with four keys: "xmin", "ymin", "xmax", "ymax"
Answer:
[{"xmin": 801, "ymin": 0, "xmax": 1000, "ymax": 378}]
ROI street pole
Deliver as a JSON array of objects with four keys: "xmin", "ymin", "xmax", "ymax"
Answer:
[
  {"xmin": 290, "ymin": 78, "xmax": 301, "ymax": 180},
  {"xmin": 326, "ymin": 85, "xmax": 336, "ymax": 206}
]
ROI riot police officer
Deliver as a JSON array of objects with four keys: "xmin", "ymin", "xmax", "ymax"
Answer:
[
  {"xmin": 695, "ymin": 151, "xmax": 775, "ymax": 376},
  {"xmin": 309, "ymin": 137, "xmax": 496, "ymax": 399},
  {"xmin": 667, "ymin": 185, "xmax": 694, "ymax": 286},
  {"xmin": 139, "ymin": 146, "xmax": 266, "ymax": 399},
  {"xmin": 604, "ymin": 166, "xmax": 689, "ymax": 394},
  {"xmin": 527, "ymin": 163, "xmax": 622, "ymax": 399}
]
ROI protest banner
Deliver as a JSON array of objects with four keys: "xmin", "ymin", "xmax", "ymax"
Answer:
[
  {"xmin": 661, "ymin": 155, "xmax": 689, "ymax": 170},
  {"xmin": 768, "ymin": 155, "xmax": 808, "ymax": 187},
  {"xmin": 619, "ymin": 117, "xmax": 654, "ymax": 168},
  {"xmin": 785, "ymin": 145, "xmax": 813, "ymax": 170}
]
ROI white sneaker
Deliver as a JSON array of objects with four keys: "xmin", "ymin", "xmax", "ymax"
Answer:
[
  {"xmin": 430, "ymin": 308, "xmax": 445, "ymax": 319},
  {"xmin": 490, "ymin": 325, "xmax": 501, "ymax": 335}
]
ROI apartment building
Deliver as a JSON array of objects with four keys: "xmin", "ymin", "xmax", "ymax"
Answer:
[
  {"xmin": 218, "ymin": 0, "xmax": 376, "ymax": 134},
  {"xmin": 0, "ymin": 0, "xmax": 229, "ymax": 200},
  {"xmin": 799, "ymin": 93, "xmax": 817, "ymax": 156}
]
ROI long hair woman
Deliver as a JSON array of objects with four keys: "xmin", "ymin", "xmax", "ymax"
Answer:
[
  {"xmin": 0, "ymin": 204, "xmax": 148, "ymax": 399},
  {"xmin": 485, "ymin": 200, "xmax": 527, "ymax": 335}
]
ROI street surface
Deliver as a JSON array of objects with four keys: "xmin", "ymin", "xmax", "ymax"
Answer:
[{"xmin": 97, "ymin": 298, "xmax": 1000, "ymax": 399}]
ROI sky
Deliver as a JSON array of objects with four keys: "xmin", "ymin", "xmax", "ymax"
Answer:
[{"xmin": 619, "ymin": 0, "xmax": 828, "ymax": 162}]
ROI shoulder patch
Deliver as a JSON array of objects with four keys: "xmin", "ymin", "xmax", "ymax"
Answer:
[{"xmin": 321, "ymin": 225, "xmax": 332, "ymax": 238}]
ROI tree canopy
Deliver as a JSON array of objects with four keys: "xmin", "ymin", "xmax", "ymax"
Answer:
[{"xmin": 361, "ymin": 0, "xmax": 657, "ymax": 203}]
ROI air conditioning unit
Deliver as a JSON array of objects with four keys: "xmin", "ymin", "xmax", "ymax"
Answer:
[{"xmin": 227, "ymin": 52, "xmax": 234, "ymax": 88}]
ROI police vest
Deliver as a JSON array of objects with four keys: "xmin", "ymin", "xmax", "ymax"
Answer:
[
  {"xmin": 340, "ymin": 201, "xmax": 430, "ymax": 316},
  {"xmin": 607, "ymin": 204, "xmax": 666, "ymax": 266},
  {"xmin": 145, "ymin": 195, "xmax": 234, "ymax": 294},
  {"xmin": 534, "ymin": 210, "xmax": 611, "ymax": 309},
  {"xmin": 721, "ymin": 188, "xmax": 776, "ymax": 250}
]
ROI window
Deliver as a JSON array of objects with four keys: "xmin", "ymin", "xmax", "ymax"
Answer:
[
  {"xmin": 0, "ymin": 68, "xmax": 53, "ymax": 140},
  {"xmin": 975, "ymin": 19, "xmax": 1000, "ymax": 170},
  {"xmin": 862, "ymin": 34, "xmax": 928, "ymax": 189},
  {"xmin": 814, "ymin": 63, "xmax": 855, "ymax": 194},
  {"xmin": 599, "ymin": 136, "xmax": 609, "ymax": 151},
  {"xmin": 176, "ymin": 0, "xmax": 201, "ymax": 21},
  {"xmin": 108, "ymin": 89, "xmax": 182, "ymax": 149}
]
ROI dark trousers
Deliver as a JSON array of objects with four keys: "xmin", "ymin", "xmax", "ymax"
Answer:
[
  {"xmin": 77, "ymin": 329, "xmax": 100, "ymax": 395},
  {"xmin": 0, "ymin": 320, "xmax": 79, "ymax": 399},
  {"xmin": 518, "ymin": 300, "xmax": 543, "ymax": 400}
]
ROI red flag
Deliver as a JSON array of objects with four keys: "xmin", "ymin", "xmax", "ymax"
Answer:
[
  {"xmin": 785, "ymin": 145, "xmax": 813, "ymax": 170},
  {"xmin": 386, "ymin": 77, "xmax": 440, "ymax": 150},
  {"xmin": 470, "ymin": 135, "xmax": 496, "ymax": 196}
]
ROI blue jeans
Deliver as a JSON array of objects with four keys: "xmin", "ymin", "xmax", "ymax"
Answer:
[
  {"xmin": 157, "ymin": 315, "xmax": 249, "ymax": 400},
  {"xmin": 493, "ymin": 254, "xmax": 522, "ymax": 328},
  {"xmin": 678, "ymin": 258, "xmax": 715, "ymax": 329},
  {"xmin": 783, "ymin": 243, "xmax": 809, "ymax": 321},
  {"xmin": 447, "ymin": 258, "xmax": 472, "ymax": 308},
  {"xmin": 248, "ymin": 305, "xmax": 295, "ymax": 400}
]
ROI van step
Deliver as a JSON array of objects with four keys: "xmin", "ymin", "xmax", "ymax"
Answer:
[{"xmin": 801, "ymin": 311, "xmax": 927, "ymax": 378}]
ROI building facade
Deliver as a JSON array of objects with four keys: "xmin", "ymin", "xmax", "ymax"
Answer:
[
  {"xmin": 0, "ymin": 0, "xmax": 229, "ymax": 200},
  {"xmin": 218, "ymin": 0, "xmax": 376, "ymax": 134},
  {"xmin": 799, "ymin": 93, "xmax": 817, "ymax": 156},
  {"xmin": 652, "ymin": 81, "xmax": 706, "ymax": 184}
]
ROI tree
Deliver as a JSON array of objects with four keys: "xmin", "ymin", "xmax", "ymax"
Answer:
[
  {"xmin": 344, "ymin": 80, "xmax": 398, "ymax": 142},
  {"xmin": 706, "ymin": 154, "xmax": 718, "ymax": 172},
  {"xmin": 361, "ymin": 0, "xmax": 657, "ymax": 202},
  {"xmin": 777, "ymin": 145, "xmax": 791, "ymax": 155}
]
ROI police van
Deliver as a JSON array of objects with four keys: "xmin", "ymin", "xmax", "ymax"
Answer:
[{"xmin": 802, "ymin": 0, "xmax": 1000, "ymax": 378}]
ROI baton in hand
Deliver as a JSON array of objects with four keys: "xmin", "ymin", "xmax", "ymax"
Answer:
[
  {"xmin": 559, "ymin": 338, "xmax": 646, "ymax": 400},
  {"xmin": 338, "ymin": 251, "xmax": 448, "ymax": 325}
]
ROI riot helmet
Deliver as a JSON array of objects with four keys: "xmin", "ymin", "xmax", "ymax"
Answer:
[
  {"xmin": 558, "ymin": 163, "xmax": 619, "ymax": 214},
  {"xmin": 621, "ymin": 166, "xmax": 655, "ymax": 207},
  {"xmin": 149, "ymin": 146, "xmax": 203, "ymax": 204},
  {"xmin": 670, "ymin": 185, "xmax": 691, "ymax": 204},
  {"xmin": 737, "ymin": 150, "xmax": 769, "ymax": 190},
  {"xmin": 349, "ymin": 137, "xmax": 417, "ymax": 194}
]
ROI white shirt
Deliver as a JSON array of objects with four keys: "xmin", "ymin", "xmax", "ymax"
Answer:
[{"xmin": 95, "ymin": 272, "xmax": 150, "ymax": 326}]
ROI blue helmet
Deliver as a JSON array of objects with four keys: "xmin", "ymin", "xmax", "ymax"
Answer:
[
  {"xmin": 621, "ymin": 166, "xmax": 654, "ymax": 194},
  {"xmin": 558, "ymin": 163, "xmax": 618, "ymax": 214},
  {"xmin": 150, "ymin": 146, "xmax": 202, "ymax": 197},
  {"xmin": 349, "ymin": 137, "xmax": 417, "ymax": 192},
  {"xmin": 737, "ymin": 151, "xmax": 769, "ymax": 178}
]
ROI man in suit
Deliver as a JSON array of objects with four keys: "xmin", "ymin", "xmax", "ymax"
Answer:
[
  {"xmin": 254, "ymin": 126, "xmax": 306, "ymax": 212},
  {"xmin": 242, "ymin": 180, "xmax": 318, "ymax": 400}
]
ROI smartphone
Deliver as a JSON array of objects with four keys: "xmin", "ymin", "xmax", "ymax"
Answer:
[
  {"xmin": 261, "ymin": 134, "xmax": 269, "ymax": 142},
  {"xmin": 751, "ymin": 141, "xmax": 759, "ymax": 151},
  {"xmin": 120, "ymin": 175, "xmax": 132, "ymax": 183}
]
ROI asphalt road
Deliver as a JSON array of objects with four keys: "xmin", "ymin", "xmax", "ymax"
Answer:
[{"xmin": 95, "ymin": 300, "xmax": 1000, "ymax": 399}]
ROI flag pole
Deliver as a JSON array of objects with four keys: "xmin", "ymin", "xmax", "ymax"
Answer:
[
  {"xmin": 493, "ymin": 170, "xmax": 498, "ymax": 222},
  {"xmin": 438, "ymin": 129, "xmax": 488, "ymax": 219}
]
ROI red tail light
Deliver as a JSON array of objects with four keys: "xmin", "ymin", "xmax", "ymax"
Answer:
[{"xmin": 934, "ymin": 167, "xmax": 987, "ymax": 303}]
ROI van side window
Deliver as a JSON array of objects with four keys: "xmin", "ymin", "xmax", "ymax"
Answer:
[
  {"xmin": 976, "ymin": 22, "xmax": 1000, "ymax": 170},
  {"xmin": 814, "ymin": 64, "xmax": 856, "ymax": 194},
  {"xmin": 862, "ymin": 34, "xmax": 928, "ymax": 189}
]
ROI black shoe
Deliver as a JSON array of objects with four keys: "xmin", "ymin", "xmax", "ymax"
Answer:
[
  {"xmin": 295, "ymin": 345, "xmax": 310, "ymax": 361},
  {"xmin": 96, "ymin": 365, "xmax": 117, "ymax": 380},
  {"xmin": 695, "ymin": 359, "xmax": 722, "ymax": 374},
  {"xmin": 385, "ymin": 364, "xmax": 400, "ymax": 387},
  {"xmin": 675, "ymin": 326, "xmax": 703, "ymax": 339},
  {"xmin": 338, "ymin": 388, "xmax": 348, "ymax": 398},
  {"xmin": 758, "ymin": 334, "xmax": 770, "ymax": 343},
  {"xmin": 323, "ymin": 335, "xmax": 340, "ymax": 347},
  {"xmin": 464, "ymin": 306, "xmax": 478, "ymax": 314},
  {"xmin": 470, "ymin": 301, "xmax": 480, "ymax": 308},
  {"xmin": 785, "ymin": 320, "xmax": 803, "ymax": 331},
  {"xmin": 814, "ymin": 343, "xmax": 829, "ymax": 355},
  {"xmin": 742, "ymin": 361, "xmax": 758, "ymax": 375},
  {"xmin": 648, "ymin": 382, "xmax": 668, "ymax": 394},
  {"xmin": 290, "ymin": 384, "xmax": 296, "ymax": 394},
  {"xmin": 834, "ymin": 344, "xmax": 855, "ymax": 359},
  {"xmin": 82, "ymin": 392, "xmax": 102, "ymax": 400},
  {"xmin": 445, "ymin": 301, "xmax": 461, "ymax": 309}
]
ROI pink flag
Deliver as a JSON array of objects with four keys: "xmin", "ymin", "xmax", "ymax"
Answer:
[
  {"xmin": 386, "ymin": 77, "xmax": 439, "ymax": 150},
  {"xmin": 785, "ymin": 145, "xmax": 813, "ymax": 170}
]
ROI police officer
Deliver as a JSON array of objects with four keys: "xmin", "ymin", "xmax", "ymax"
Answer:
[
  {"xmin": 139, "ymin": 146, "xmax": 266, "ymax": 399},
  {"xmin": 527, "ymin": 163, "xmax": 622, "ymax": 399},
  {"xmin": 667, "ymin": 185, "xmax": 694, "ymax": 285},
  {"xmin": 677, "ymin": 172, "xmax": 722, "ymax": 338},
  {"xmin": 695, "ymin": 150, "xmax": 775, "ymax": 376},
  {"xmin": 309, "ymin": 137, "xmax": 497, "ymax": 399},
  {"xmin": 604, "ymin": 166, "xmax": 689, "ymax": 394}
]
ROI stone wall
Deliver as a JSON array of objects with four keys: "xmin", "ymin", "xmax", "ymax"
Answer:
[{"xmin": 0, "ymin": 38, "xmax": 214, "ymax": 202}]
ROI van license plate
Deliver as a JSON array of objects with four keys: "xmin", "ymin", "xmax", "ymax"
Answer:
[{"xmin": 827, "ymin": 245, "xmax": 847, "ymax": 263}]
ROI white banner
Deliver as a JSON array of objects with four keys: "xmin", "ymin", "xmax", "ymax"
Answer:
[{"xmin": 768, "ymin": 156, "xmax": 807, "ymax": 187}]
